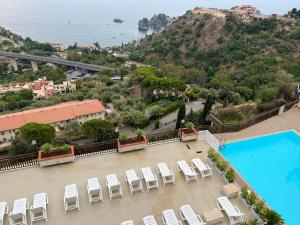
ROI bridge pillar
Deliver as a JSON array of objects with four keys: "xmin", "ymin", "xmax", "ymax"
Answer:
[
  {"xmin": 8, "ymin": 58, "xmax": 18, "ymax": 71},
  {"xmin": 31, "ymin": 60, "xmax": 39, "ymax": 72}
]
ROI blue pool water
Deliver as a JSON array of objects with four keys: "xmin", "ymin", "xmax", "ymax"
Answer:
[{"xmin": 221, "ymin": 131, "xmax": 300, "ymax": 225}]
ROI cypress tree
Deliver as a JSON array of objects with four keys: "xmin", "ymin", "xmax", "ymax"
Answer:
[{"xmin": 175, "ymin": 103, "xmax": 186, "ymax": 130}]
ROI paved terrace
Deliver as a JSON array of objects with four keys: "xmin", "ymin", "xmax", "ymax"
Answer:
[
  {"xmin": 218, "ymin": 106, "xmax": 300, "ymax": 142},
  {"xmin": 0, "ymin": 141, "xmax": 251, "ymax": 225}
]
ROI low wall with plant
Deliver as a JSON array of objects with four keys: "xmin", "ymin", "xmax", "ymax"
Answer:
[{"xmin": 207, "ymin": 148, "xmax": 235, "ymax": 183}]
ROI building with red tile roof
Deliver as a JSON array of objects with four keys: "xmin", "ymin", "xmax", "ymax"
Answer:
[{"xmin": 0, "ymin": 99, "xmax": 105, "ymax": 143}]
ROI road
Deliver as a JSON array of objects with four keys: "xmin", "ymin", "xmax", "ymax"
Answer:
[
  {"xmin": 144, "ymin": 100, "xmax": 205, "ymax": 134},
  {"xmin": 0, "ymin": 51, "xmax": 105, "ymax": 72}
]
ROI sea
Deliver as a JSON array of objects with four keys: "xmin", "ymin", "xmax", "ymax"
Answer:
[{"xmin": 0, "ymin": 0, "xmax": 299, "ymax": 47}]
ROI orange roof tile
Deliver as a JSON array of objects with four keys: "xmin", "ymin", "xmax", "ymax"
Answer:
[{"xmin": 0, "ymin": 99, "xmax": 105, "ymax": 132}]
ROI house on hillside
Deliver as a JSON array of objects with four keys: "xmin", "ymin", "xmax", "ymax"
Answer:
[
  {"xmin": 232, "ymin": 5, "xmax": 261, "ymax": 19},
  {"xmin": 0, "ymin": 99, "xmax": 105, "ymax": 143}
]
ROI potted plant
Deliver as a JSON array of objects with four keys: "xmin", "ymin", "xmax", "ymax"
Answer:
[
  {"xmin": 38, "ymin": 143, "xmax": 75, "ymax": 167},
  {"xmin": 215, "ymin": 157, "xmax": 228, "ymax": 175},
  {"xmin": 180, "ymin": 122, "xmax": 198, "ymax": 142},
  {"xmin": 207, "ymin": 148, "xmax": 219, "ymax": 167},
  {"xmin": 117, "ymin": 129, "xmax": 148, "ymax": 153},
  {"xmin": 225, "ymin": 168, "xmax": 235, "ymax": 183}
]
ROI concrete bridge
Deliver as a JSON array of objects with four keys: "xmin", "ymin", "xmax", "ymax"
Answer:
[{"xmin": 0, "ymin": 51, "xmax": 105, "ymax": 72}]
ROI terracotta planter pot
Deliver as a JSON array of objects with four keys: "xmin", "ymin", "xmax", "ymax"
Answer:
[
  {"xmin": 38, "ymin": 146, "xmax": 75, "ymax": 167},
  {"xmin": 179, "ymin": 128, "xmax": 198, "ymax": 142},
  {"xmin": 117, "ymin": 135, "xmax": 148, "ymax": 153}
]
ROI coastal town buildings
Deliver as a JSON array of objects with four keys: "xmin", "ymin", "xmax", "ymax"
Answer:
[
  {"xmin": 0, "ymin": 99, "xmax": 106, "ymax": 143},
  {"xmin": 232, "ymin": 5, "xmax": 261, "ymax": 19},
  {"xmin": 0, "ymin": 77, "xmax": 76, "ymax": 100}
]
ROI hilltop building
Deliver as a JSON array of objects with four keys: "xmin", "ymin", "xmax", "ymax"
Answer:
[
  {"xmin": 0, "ymin": 77, "xmax": 76, "ymax": 100},
  {"xmin": 232, "ymin": 5, "xmax": 261, "ymax": 19},
  {"xmin": 0, "ymin": 99, "xmax": 105, "ymax": 143}
]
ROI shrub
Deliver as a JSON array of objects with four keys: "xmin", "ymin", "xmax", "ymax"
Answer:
[
  {"xmin": 185, "ymin": 122, "xmax": 195, "ymax": 129},
  {"xmin": 41, "ymin": 143, "xmax": 52, "ymax": 154},
  {"xmin": 119, "ymin": 132, "xmax": 128, "ymax": 140},
  {"xmin": 225, "ymin": 168, "xmax": 235, "ymax": 183},
  {"xmin": 135, "ymin": 129, "xmax": 144, "ymax": 137},
  {"xmin": 41, "ymin": 143, "xmax": 70, "ymax": 154},
  {"xmin": 155, "ymin": 120, "xmax": 160, "ymax": 129},
  {"xmin": 207, "ymin": 148, "xmax": 219, "ymax": 162},
  {"xmin": 254, "ymin": 200, "xmax": 266, "ymax": 216},
  {"xmin": 216, "ymin": 158, "xmax": 228, "ymax": 172}
]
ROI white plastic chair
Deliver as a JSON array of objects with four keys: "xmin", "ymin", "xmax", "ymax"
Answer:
[
  {"xmin": 106, "ymin": 174, "xmax": 123, "ymax": 200},
  {"xmin": 87, "ymin": 178, "xmax": 103, "ymax": 205},
  {"xmin": 121, "ymin": 220, "xmax": 134, "ymax": 225},
  {"xmin": 143, "ymin": 215, "xmax": 158, "ymax": 225},
  {"xmin": 125, "ymin": 169, "xmax": 143, "ymax": 195},
  {"xmin": 157, "ymin": 163, "xmax": 175, "ymax": 186},
  {"xmin": 177, "ymin": 160, "xmax": 197, "ymax": 183},
  {"xmin": 192, "ymin": 158, "xmax": 212, "ymax": 180},
  {"xmin": 179, "ymin": 204, "xmax": 205, "ymax": 225},
  {"xmin": 0, "ymin": 202, "xmax": 8, "ymax": 225},
  {"xmin": 9, "ymin": 198, "xmax": 29, "ymax": 225},
  {"xmin": 30, "ymin": 193, "xmax": 48, "ymax": 225},
  {"xmin": 162, "ymin": 209, "xmax": 182, "ymax": 225},
  {"xmin": 64, "ymin": 184, "xmax": 80, "ymax": 214},
  {"xmin": 217, "ymin": 196, "xmax": 244, "ymax": 225},
  {"xmin": 141, "ymin": 167, "xmax": 159, "ymax": 192}
]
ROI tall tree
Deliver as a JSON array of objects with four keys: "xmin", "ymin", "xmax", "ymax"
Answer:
[
  {"xmin": 175, "ymin": 103, "xmax": 186, "ymax": 130},
  {"xmin": 82, "ymin": 119, "xmax": 118, "ymax": 142},
  {"xmin": 202, "ymin": 95, "xmax": 214, "ymax": 123},
  {"xmin": 19, "ymin": 122, "xmax": 55, "ymax": 146}
]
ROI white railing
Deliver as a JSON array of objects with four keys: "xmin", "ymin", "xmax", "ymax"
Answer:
[{"xmin": 198, "ymin": 130, "xmax": 221, "ymax": 151}]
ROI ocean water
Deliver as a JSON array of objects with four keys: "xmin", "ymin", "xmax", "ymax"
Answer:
[
  {"xmin": 0, "ymin": 0, "xmax": 299, "ymax": 47},
  {"xmin": 221, "ymin": 131, "xmax": 300, "ymax": 225}
]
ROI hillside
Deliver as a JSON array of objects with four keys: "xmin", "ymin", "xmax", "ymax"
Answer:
[
  {"xmin": 126, "ymin": 9, "xmax": 300, "ymax": 110},
  {"xmin": 129, "ymin": 9, "xmax": 300, "ymax": 70}
]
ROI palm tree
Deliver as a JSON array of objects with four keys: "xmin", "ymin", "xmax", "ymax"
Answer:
[
  {"xmin": 261, "ymin": 208, "xmax": 285, "ymax": 225},
  {"xmin": 247, "ymin": 218, "xmax": 260, "ymax": 225},
  {"xmin": 239, "ymin": 217, "xmax": 260, "ymax": 225}
]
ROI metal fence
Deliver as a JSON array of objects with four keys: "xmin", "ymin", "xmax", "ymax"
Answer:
[
  {"xmin": 0, "ymin": 99, "xmax": 298, "ymax": 172},
  {"xmin": 0, "ymin": 153, "xmax": 38, "ymax": 171}
]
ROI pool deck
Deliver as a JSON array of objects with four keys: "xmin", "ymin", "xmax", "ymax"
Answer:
[
  {"xmin": 0, "ymin": 141, "xmax": 252, "ymax": 225},
  {"xmin": 217, "ymin": 106, "xmax": 300, "ymax": 142}
]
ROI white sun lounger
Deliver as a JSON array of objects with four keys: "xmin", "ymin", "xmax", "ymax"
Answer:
[
  {"xmin": 179, "ymin": 205, "xmax": 206, "ymax": 225},
  {"xmin": 141, "ymin": 167, "xmax": 159, "ymax": 192},
  {"xmin": 87, "ymin": 178, "xmax": 103, "ymax": 205},
  {"xmin": 106, "ymin": 174, "xmax": 123, "ymax": 200},
  {"xmin": 121, "ymin": 220, "xmax": 134, "ymax": 225},
  {"xmin": 30, "ymin": 193, "xmax": 48, "ymax": 225},
  {"xmin": 176, "ymin": 160, "xmax": 197, "ymax": 183},
  {"xmin": 157, "ymin": 163, "xmax": 175, "ymax": 186},
  {"xmin": 162, "ymin": 209, "xmax": 182, "ymax": 225},
  {"xmin": 217, "ymin": 196, "xmax": 245, "ymax": 225},
  {"xmin": 0, "ymin": 202, "xmax": 8, "ymax": 225},
  {"xmin": 125, "ymin": 169, "xmax": 143, "ymax": 195},
  {"xmin": 9, "ymin": 198, "xmax": 29, "ymax": 225},
  {"xmin": 142, "ymin": 215, "xmax": 158, "ymax": 225},
  {"xmin": 64, "ymin": 184, "xmax": 80, "ymax": 214},
  {"xmin": 192, "ymin": 158, "xmax": 212, "ymax": 180}
]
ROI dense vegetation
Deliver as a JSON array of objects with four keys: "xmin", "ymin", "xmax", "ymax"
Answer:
[{"xmin": 126, "ymin": 10, "xmax": 299, "ymax": 112}]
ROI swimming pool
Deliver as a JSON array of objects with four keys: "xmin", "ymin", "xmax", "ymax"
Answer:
[{"xmin": 221, "ymin": 130, "xmax": 300, "ymax": 225}]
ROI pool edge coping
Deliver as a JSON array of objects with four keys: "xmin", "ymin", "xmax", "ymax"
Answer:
[{"xmin": 225, "ymin": 129, "xmax": 300, "ymax": 145}]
